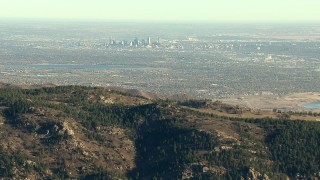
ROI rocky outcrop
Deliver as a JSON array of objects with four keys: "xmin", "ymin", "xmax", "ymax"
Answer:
[
  {"xmin": 52, "ymin": 121, "xmax": 75, "ymax": 137},
  {"xmin": 247, "ymin": 167, "xmax": 269, "ymax": 180}
]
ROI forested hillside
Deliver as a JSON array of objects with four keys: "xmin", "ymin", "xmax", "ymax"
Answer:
[{"xmin": 0, "ymin": 85, "xmax": 319, "ymax": 179}]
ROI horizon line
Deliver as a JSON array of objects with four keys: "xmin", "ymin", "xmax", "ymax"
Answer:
[{"xmin": 1, "ymin": 17, "xmax": 320, "ymax": 25}]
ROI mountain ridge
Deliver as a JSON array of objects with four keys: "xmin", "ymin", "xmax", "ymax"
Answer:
[{"xmin": 0, "ymin": 84, "xmax": 319, "ymax": 179}]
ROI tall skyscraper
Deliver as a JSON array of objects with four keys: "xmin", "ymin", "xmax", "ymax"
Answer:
[
  {"xmin": 133, "ymin": 38, "xmax": 139, "ymax": 46},
  {"xmin": 147, "ymin": 37, "xmax": 151, "ymax": 45}
]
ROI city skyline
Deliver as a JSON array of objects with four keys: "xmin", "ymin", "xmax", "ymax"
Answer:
[{"xmin": 1, "ymin": 0, "xmax": 320, "ymax": 22}]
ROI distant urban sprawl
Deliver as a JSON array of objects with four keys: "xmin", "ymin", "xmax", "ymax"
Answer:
[{"xmin": 0, "ymin": 22, "xmax": 319, "ymax": 99}]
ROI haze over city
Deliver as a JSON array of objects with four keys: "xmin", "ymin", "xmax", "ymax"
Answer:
[
  {"xmin": 0, "ymin": 0, "xmax": 320, "ymax": 104},
  {"xmin": 1, "ymin": 0, "xmax": 320, "ymax": 22}
]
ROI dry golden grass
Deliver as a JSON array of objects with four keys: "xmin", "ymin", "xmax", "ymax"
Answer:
[{"xmin": 184, "ymin": 107, "xmax": 320, "ymax": 121}]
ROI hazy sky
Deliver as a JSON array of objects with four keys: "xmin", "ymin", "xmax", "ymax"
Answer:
[{"xmin": 1, "ymin": 0, "xmax": 320, "ymax": 22}]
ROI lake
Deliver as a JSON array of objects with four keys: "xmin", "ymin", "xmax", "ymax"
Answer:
[
  {"xmin": 29, "ymin": 64, "xmax": 145, "ymax": 70},
  {"xmin": 304, "ymin": 102, "xmax": 320, "ymax": 109},
  {"xmin": 8, "ymin": 64, "xmax": 145, "ymax": 70}
]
